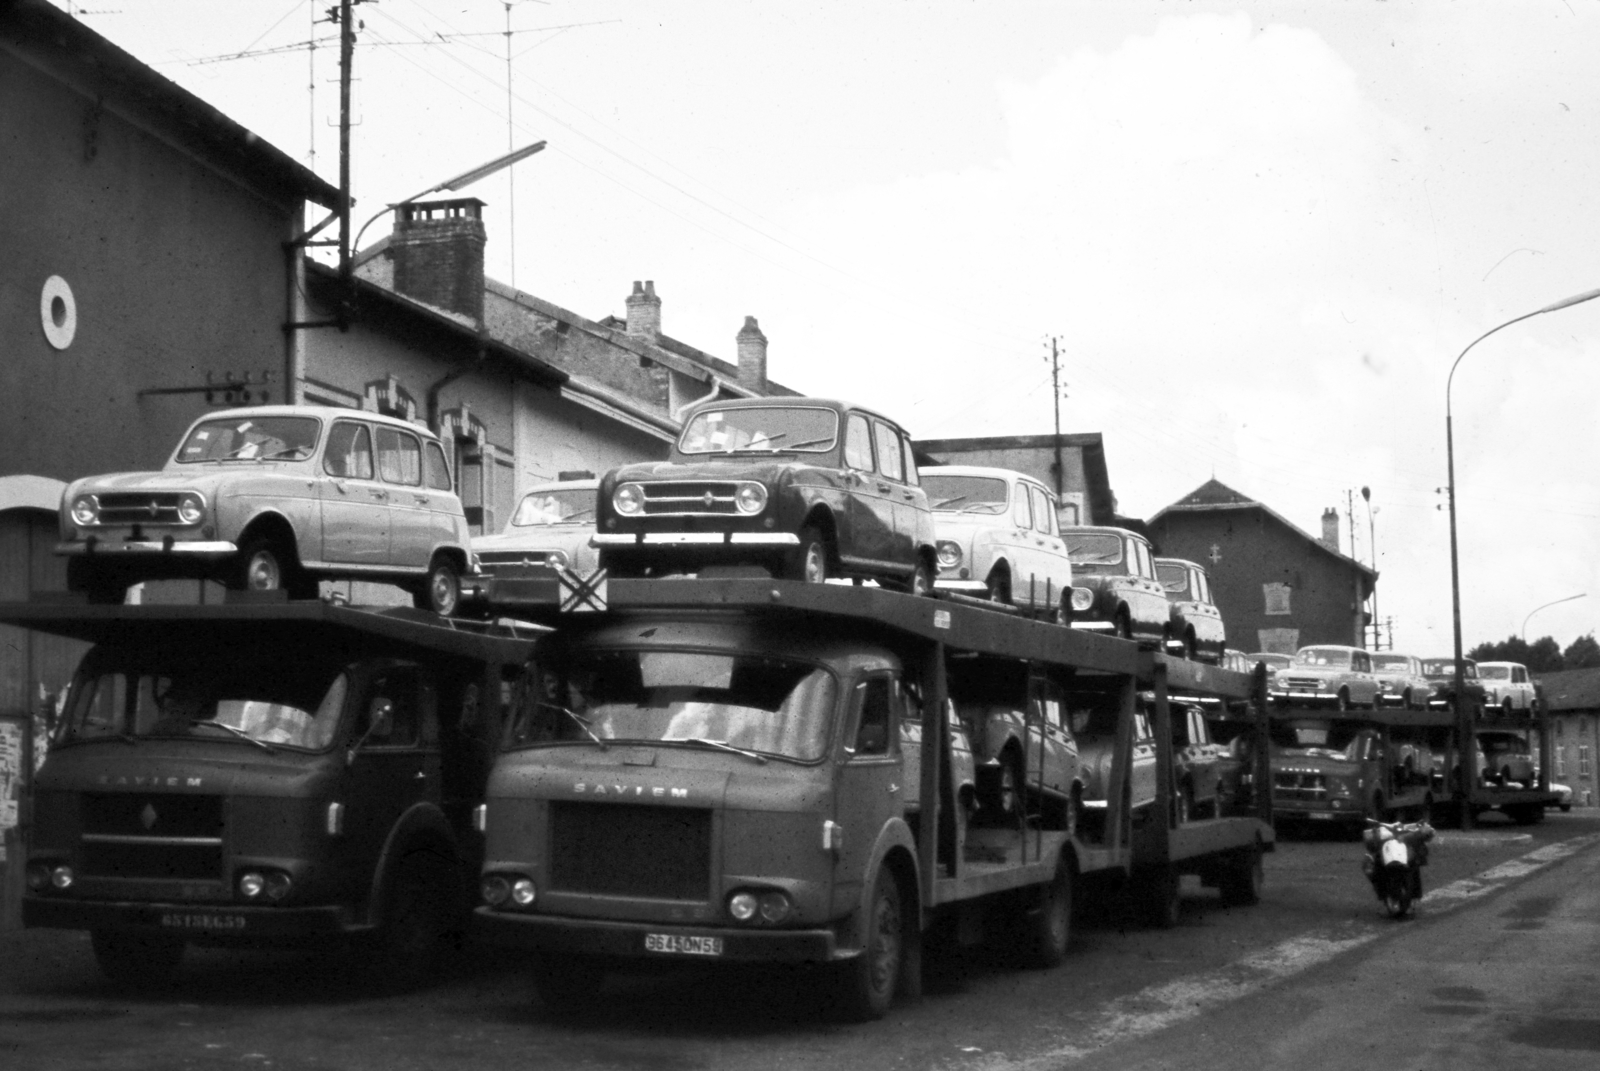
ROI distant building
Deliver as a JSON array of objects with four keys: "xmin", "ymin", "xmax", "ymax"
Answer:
[
  {"xmin": 1148, "ymin": 479, "xmax": 1377, "ymax": 653},
  {"xmin": 913, "ymin": 433, "xmax": 1116, "ymax": 527},
  {"xmin": 1533, "ymin": 668, "xmax": 1599, "ymax": 808}
]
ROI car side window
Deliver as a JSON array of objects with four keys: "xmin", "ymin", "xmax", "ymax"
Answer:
[
  {"xmin": 873, "ymin": 421, "xmax": 904, "ymax": 481},
  {"xmin": 851, "ymin": 676, "xmax": 893, "ymax": 756},
  {"xmin": 424, "ymin": 441, "xmax": 453, "ymax": 491},
  {"xmin": 1013, "ymin": 484, "xmax": 1033, "ymax": 528},
  {"xmin": 845, "ymin": 413, "xmax": 874, "ymax": 471},
  {"xmin": 901, "ymin": 435, "xmax": 920, "ymax": 486},
  {"xmin": 1030, "ymin": 486, "xmax": 1054, "ymax": 534},
  {"xmin": 1126, "ymin": 540, "xmax": 1141, "ymax": 576},
  {"xmin": 325, "ymin": 421, "xmax": 374, "ymax": 480},
  {"xmin": 376, "ymin": 427, "xmax": 423, "ymax": 486}
]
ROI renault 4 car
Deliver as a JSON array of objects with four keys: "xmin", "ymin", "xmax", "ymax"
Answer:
[
  {"xmin": 1270, "ymin": 645, "xmax": 1381, "ymax": 709},
  {"xmin": 472, "ymin": 478, "xmax": 599, "ymax": 581},
  {"xmin": 1250, "ymin": 652, "xmax": 1293, "ymax": 687},
  {"xmin": 1476, "ymin": 661, "xmax": 1538, "ymax": 715},
  {"xmin": 921, "ymin": 465, "xmax": 1074, "ymax": 618},
  {"xmin": 1370, "ymin": 652, "xmax": 1432, "ymax": 710},
  {"xmin": 58, "ymin": 405, "xmax": 472, "ymax": 613},
  {"xmin": 593, "ymin": 398, "xmax": 937, "ymax": 591},
  {"xmin": 1420, "ymin": 656, "xmax": 1487, "ymax": 716},
  {"xmin": 1154, "ymin": 557, "xmax": 1226, "ymax": 663},
  {"xmin": 1478, "ymin": 731, "xmax": 1537, "ymax": 786},
  {"xmin": 1063, "ymin": 526, "xmax": 1172, "ymax": 647}
]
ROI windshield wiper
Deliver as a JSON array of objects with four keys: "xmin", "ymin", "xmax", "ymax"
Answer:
[
  {"xmin": 782, "ymin": 436, "xmax": 834, "ymax": 450},
  {"xmin": 933, "ymin": 495, "xmax": 968, "ymax": 509},
  {"xmin": 544, "ymin": 703, "xmax": 608, "ymax": 749},
  {"xmin": 676, "ymin": 737, "xmax": 767, "ymax": 764},
  {"xmin": 191, "ymin": 720, "xmax": 274, "ymax": 753}
]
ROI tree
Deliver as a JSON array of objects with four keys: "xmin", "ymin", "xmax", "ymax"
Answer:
[
  {"xmin": 1563, "ymin": 633, "xmax": 1600, "ymax": 669},
  {"xmin": 1468, "ymin": 635, "xmax": 1564, "ymax": 673}
]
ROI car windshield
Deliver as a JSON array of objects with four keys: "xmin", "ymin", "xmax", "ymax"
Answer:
[
  {"xmin": 57, "ymin": 649, "xmax": 346, "ymax": 751},
  {"xmin": 1479, "ymin": 665, "xmax": 1511, "ymax": 680},
  {"xmin": 1371, "ymin": 655, "xmax": 1411, "ymax": 671},
  {"xmin": 176, "ymin": 416, "xmax": 321, "ymax": 462},
  {"xmin": 1293, "ymin": 647, "xmax": 1351, "ymax": 668},
  {"xmin": 1254, "ymin": 654, "xmax": 1292, "ymax": 668},
  {"xmin": 677, "ymin": 406, "xmax": 838, "ymax": 454},
  {"xmin": 510, "ymin": 489, "xmax": 595, "ymax": 527},
  {"xmin": 1155, "ymin": 563, "xmax": 1190, "ymax": 594},
  {"xmin": 1421, "ymin": 659, "xmax": 1477, "ymax": 678},
  {"xmin": 506, "ymin": 648, "xmax": 838, "ymax": 762},
  {"xmin": 1270, "ymin": 721, "xmax": 1362, "ymax": 760},
  {"xmin": 920, "ymin": 474, "xmax": 1009, "ymax": 513},
  {"xmin": 1065, "ymin": 533, "xmax": 1123, "ymax": 566}
]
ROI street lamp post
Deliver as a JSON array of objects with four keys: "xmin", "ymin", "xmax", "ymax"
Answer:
[
  {"xmin": 1446, "ymin": 285, "xmax": 1600, "ymax": 828},
  {"xmin": 1522, "ymin": 593, "xmax": 1587, "ymax": 644},
  {"xmin": 1361, "ymin": 486, "xmax": 1377, "ymax": 648}
]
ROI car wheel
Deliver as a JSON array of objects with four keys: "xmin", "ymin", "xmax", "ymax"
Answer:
[
  {"xmin": 984, "ymin": 567, "xmax": 1011, "ymax": 605},
  {"xmin": 1052, "ymin": 592, "xmax": 1072, "ymax": 627},
  {"xmin": 1175, "ymin": 782, "xmax": 1193, "ymax": 825},
  {"xmin": 786, "ymin": 527, "xmax": 828, "ymax": 583},
  {"xmin": 1115, "ymin": 608, "xmax": 1133, "ymax": 641},
  {"xmin": 414, "ymin": 555, "xmax": 461, "ymax": 616},
  {"xmin": 1335, "ymin": 689, "xmax": 1351, "ymax": 713},
  {"xmin": 1184, "ymin": 630, "xmax": 1198, "ymax": 661},
  {"xmin": 1502, "ymin": 698, "xmax": 1514, "ymax": 717},
  {"xmin": 909, "ymin": 559, "xmax": 935, "ymax": 598},
  {"xmin": 992, "ymin": 746, "xmax": 1025, "ymax": 822},
  {"xmin": 234, "ymin": 537, "xmax": 294, "ymax": 592}
]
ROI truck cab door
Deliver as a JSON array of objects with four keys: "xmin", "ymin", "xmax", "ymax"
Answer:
[
  {"xmin": 832, "ymin": 673, "xmax": 904, "ymax": 912},
  {"xmin": 336, "ymin": 663, "xmax": 438, "ymax": 902}
]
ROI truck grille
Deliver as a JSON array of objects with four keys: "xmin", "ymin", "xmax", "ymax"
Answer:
[
  {"xmin": 549, "ymin": 801, "xmax": 711, "ymax": 900},
  {"xmin": 1272, "ymin": 771, "xmax": 1327, "ymax": 801},
  {"xmin": 94, "ymin": 493, "xmax": 186, "ymax": 526},
  {"xmin": 640, "ymin": 482, "xmax": 740, "ymax": 516},
  {"xmin": 80, "ymin": 793, "xmax": 224, "ymax": 881}
]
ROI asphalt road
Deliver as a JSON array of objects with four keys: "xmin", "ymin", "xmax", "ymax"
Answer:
[{"xmin": 3, "ymin": 810, "xmax": 1596, "ymax": 1071}]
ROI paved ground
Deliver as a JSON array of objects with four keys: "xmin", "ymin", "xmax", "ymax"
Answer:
[{"xmin": 1, "ymin": 810, "xmax": 1594, "ymax": 1071}]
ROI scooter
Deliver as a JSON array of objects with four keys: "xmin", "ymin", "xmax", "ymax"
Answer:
[{"xmin": 1361, "ymin": 817, "xmax": 1434, "ymax": 919}]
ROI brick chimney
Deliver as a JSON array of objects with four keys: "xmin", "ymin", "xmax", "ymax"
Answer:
[
  {"xmin": 625, "ymin": 280, "xmax": 661, "ymax": 339},
  {"xmin": 1320, "ymin": 507, "xmax": 1340, "ymax": 553},
  {"xmin": 390, "ymin": 197, "xmax": 487, "ymax": 325},
  {"xmin": 736, "ymin": 315, "xmax": 767, "ymax": 393}
]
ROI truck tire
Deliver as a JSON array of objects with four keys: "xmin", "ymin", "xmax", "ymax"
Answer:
[
  {"xmin": 531, "ymin": 953, "xmax": 605, "ymax": 1015},
  {"xmin": 1142, "ymin": 866, "xmax": 1183, "ymax": 929},
  {"xmin": 1219, "ymin": 841, "xmax": 1264, "ymax": 907},
  {"xmin": 834, "ymin": 864, "xmax": 902, "ymax": 1021},
  {"xmin": 1015, "ymin": 851, "xmax": 1074, "ymax": 968},
  {"xmin": 360, "ymin": 848, "xmax": 455, "ymax": 991},
  {"xmin": 92, "ymin": 930, "xmax": 183, "ymax": 987}
]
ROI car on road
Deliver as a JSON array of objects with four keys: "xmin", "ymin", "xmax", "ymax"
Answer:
[
  {"xmin": 1549, "ymin": 781, "xmax": 1574, "ymax": 812},
  {"xmin": 922, "ymin": 465, "xmax": 1074, "ymax": 618},
  {"xmin": 472, "ymin": 478, "xmax": 599, "ymax": 580},
  {"xmin": 1270, "ymin": 645, "xmax": 1381, "ymax": 709},
  {"xmin": 1155, "ymin": 557, "xmax": 1226, "ymax": 663},
  {"xmin": 1478, "ymin": 731, "xmax": 1537, "ymax": 786},
  {"xmin": 58, "ymin": 405, "xmax": 472, "ymax": 613},
  {"xmin": 1370, "ymin": 652, "xmax": 1432, "ymax": 710},
  {"xmin": 1476, "ymin": 661, "xmax": 1538, "ymax": 715},
  {"xmin": 1420, "ymin": 656, "xmax": 1487, "ymax": 716},
  {"xmin": 1064, "ymin": 526, "xmax": 1172, "ymax": 647},
  {"xmin": 593, "ymin": 397, "xmax": 937, "ymax": 591}
]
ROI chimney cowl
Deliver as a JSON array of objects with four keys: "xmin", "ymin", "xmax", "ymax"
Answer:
[
  {"xmin": 625, "ymin": 279, "xmax": 662, "ymax": 339},
  {"xmin": 389, "ymin": 196, "xmax": 488, "ymax": 325}
]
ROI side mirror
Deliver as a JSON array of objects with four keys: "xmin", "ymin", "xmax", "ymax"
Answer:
[{"xmin": 346, "ymin": 698, "xmax": 395, "ymax": 765}]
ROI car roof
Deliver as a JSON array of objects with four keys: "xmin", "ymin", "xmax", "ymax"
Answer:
[
  {"xmin": 1299, "ymin": 644, "xmax": 1360, "ymax": 653},
  {"xmin": 1153, "ymin": 557, "xmax": 1204, "ymax": 571},
  {"xmin": 688, "ymin": 396, "xmax": 904, "ymax": 427},
  {"xmin": 190, "ymin": 405, "xmax": 442, "ymax": 440},
  {"xmin": 1063, "ymin": 525, "xmax": 1145, "ymax": 540},
  {"xmin": 1475, "ymin": 660, "xmax": 1525, "ymax": 669},
  {"xmin": 521, "ymin": 479, "xmax": 600, "ymax": 492},
  {"xmin": 922, "ymin": 465, "xmax": 1043, "ymax": 486}
]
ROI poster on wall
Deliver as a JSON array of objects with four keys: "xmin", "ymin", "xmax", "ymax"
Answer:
[{"xmin": 0, "ymin": 719, "xmax": 23, "ymax": 861}]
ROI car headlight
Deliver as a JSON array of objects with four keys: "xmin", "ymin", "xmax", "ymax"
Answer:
[
  {"xmin": 613, "ymin": 483, "xmax": 644, "ymax": 516},
  {"xmin": 1071, "ymin": 587, "xmax": 1094, "ymax": 612},
  {"xmin": 936, "ymin": 540, "xmax": 963, "ymax": 568},
  {"xmin": 71, "ymin": 495, "xmax": 98, "ymax": 526},
  {"xmin": 176, "ymin": 492, "xmax": 206, "ymax": 526},
  {"xmin": 545, "ymin": 550, "xmax": 570, "ymax": 570},
  {"xmin": 734, "ymin": 481, "xmax": 768, "ymax": 515}
]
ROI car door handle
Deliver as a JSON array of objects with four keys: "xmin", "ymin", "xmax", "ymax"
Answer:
[
  {"xmin": 901, "ymin": 490, "xmax": 916, "ymax": 500},
  {"xmin": 371, "ymin": 489, "xmax": 388, "ymax": 500},
  {"xmin": 877, "ymin": 482, "xmax": 891, "ymax": 493},
  {"xmin": 414, "ymin": 494, "xmax": 430, "ymax": 505}
]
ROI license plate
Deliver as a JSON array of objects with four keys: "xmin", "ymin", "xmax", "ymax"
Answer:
[
  {"xmin": 160, "ymin": 912, "xmax": 247, "ymax": 931},
  {"xmin": 644, "ymin": 933, "xmax": 723, "ymax": 957},
  {"xmin": 1307, "ymin": 813, "xmax": 1335, "ymax": 821}
]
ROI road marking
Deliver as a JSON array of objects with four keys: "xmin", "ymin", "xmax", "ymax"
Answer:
[{"xmin": 954, "ymin": 833, "xmax": 1600, "ymax": 1070}]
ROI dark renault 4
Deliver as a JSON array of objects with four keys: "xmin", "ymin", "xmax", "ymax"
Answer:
[{"xmin": 593, "ymin": 398, "xmax": 938, "ymax": 591}]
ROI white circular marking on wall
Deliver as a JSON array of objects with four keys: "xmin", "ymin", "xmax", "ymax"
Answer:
[{"xmin": 40, "ymin": 275, "xmax": 77, "ymax": 350}]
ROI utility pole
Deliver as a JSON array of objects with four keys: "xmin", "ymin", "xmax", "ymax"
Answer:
[
  {"xmin": 1046, "ymin": 336, "xmax": 1065, "ymax": 498},
  {"xmin": 336, "ymin": 0, "xmax": 355, "ymax": 316}
]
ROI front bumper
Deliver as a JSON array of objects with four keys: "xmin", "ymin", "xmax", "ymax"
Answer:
[
  {"xmin": 1272, "ymin": 799, "xmax": 1362, "ymax": 823},
  {"xmin": 593, "ymin": 532, "xmax": 800, "ymax": 547},
  {"xmin": 57, "ymin": 539, "xmax": 237, "ymax": 557},
  {"xmin": 24, "ymin": 895, "xmax": 353, "ymax": 938},
  {"xmin": 934, "ymin": 579, "xmax": 988, "ymax": 595},
  {"xmin": 472, "ymin": 908, "xmax": 843, "ymax": 963}
]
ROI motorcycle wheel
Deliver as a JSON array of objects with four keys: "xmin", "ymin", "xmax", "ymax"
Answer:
[{"xmin": 1382, "ymin": 868, "xmax": 1413, "ymax": 919}]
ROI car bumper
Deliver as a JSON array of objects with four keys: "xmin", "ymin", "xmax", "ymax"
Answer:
[
  {"xmin": 24, "ymin": 896, "xmax": 352, "ymax": 938},
  {"xmin": 57, "ymin": 539, "xmax": 237, "ymax": 557},
  {"xmin": 472, "ymin": 908, "xmax": 843, "ymax": 963},
  {"xmin": 1072, "ymin": 620, "xmax": 1115, "ymax": 632},
  {"xmin": 934, "ymin": 579, "xmax": 989, "ymax": 595},
  {"xmin": 593, "ymin": 533, "xmax": 801, "ymax": 547}
]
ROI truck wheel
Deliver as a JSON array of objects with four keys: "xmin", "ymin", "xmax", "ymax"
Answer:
[
  {"xmin": 362, "ymin": 848, "xmax": 455, "ymax": 990},
  {"xmin": 531, "ymin": 953, "xmax": 605, "ymax": 1015},
  {"xmin": 68, "ymin": 558, "xmax": 130, "ymax": 605},
  {"xmin": 834, "ymin": 865, "xmax": 902, "ymax": 1021},
  {"xmin": 92, "ymin": 930, "xmax": 183, "ymax": 987},
  {"xmin": 1015, "ymin": 851, "xmax": 1074, "ymax": 968},
  {"xmin": 1219, "ymin": 841, "xmax": 1264, "ymax": 907},
  {"xmin": 1142, "ymin": 866, "xmax": 1183, "ymax": 929},
  {"xmin": 414, "ymin": 554, "xmax": 461, "ymax": 616}
]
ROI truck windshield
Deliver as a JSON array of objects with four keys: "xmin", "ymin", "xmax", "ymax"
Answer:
[
  {"xmin": 1269, "ymin": 721, "xmax": 1361, "ymax": 760},
  {"xmin": 57, "ymin": 651, "xmax": 347, "ymax": 751},
  {"xmin": 677, "ymin": 406, "xmax": 838, "ymax": 455},
  {"xmin": 508, "ymin": 648, "xmax": 838, "ymax": 761},
  {"xmin": 176, "ymin": 416, "xmax": 322, "ymax": 463}
]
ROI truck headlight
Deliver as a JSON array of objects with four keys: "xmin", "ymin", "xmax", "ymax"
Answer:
[
  {"xmin": 734, "ymin": 482, "xmax": 768, "ymax": 515},
  {"xmin": 936, "ymin": 540, "xmax": 963, "ymax": 568},
  {"xmin": 176, "ymin": 492, "xmax": 206, "ymax": 525},
  {"xmin": 1071, "ymin": 587, "xmax": 1094, "ymax": 612},
  {"xmin": 71, "ymin": 495, "xmax": 98, "ymax": 526},
  {"xmin": 613, "ymin": 483, "xmax": 644, "ymax": 516}
]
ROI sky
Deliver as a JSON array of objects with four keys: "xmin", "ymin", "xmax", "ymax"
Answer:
[{"xmin": 59, "ymin": 0, "xmax": 1600, "ymax": 655}]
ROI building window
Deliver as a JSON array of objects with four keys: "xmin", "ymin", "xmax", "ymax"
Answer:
[
  {"xmin": 1581, "ymin": 745, "xmax": 1592, "ymax": 778},
  {"xmin": 364, "ymin": 375, "xmax": 420, "ymax": 423},
  {"xmin": 1556, "ymin": 747, "xmax": 1566, "ymax": 778},
  {"xmin": 1263, "ymin": 582, "xmax": 1291, "ymax": 616}
]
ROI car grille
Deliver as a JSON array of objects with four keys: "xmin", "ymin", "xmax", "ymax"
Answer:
[
  {"xmin": 1282, "ymin": 677, "xmax": 1323, "ymax": 691},
  {"xmin": 639, "ymin": 482, "xmax": 740, "ymax": 516},
  {"xmin": 476, "ymin": 550, "xmax": 561, "ymax": 575},
  {"xmin": 79, "ymin": 793, "xmax": 224, "ymax": 881},
  {"xmin": 548, "ymin": 801, "xmax": 712, "ymax": 901},
  {"xmin": 1273, "ymin": 771, "xmax": 1327, "ymax": 801},
  {"xmin": 94, "ymin": 492, "xmax": 186, "ymax": 526}
]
